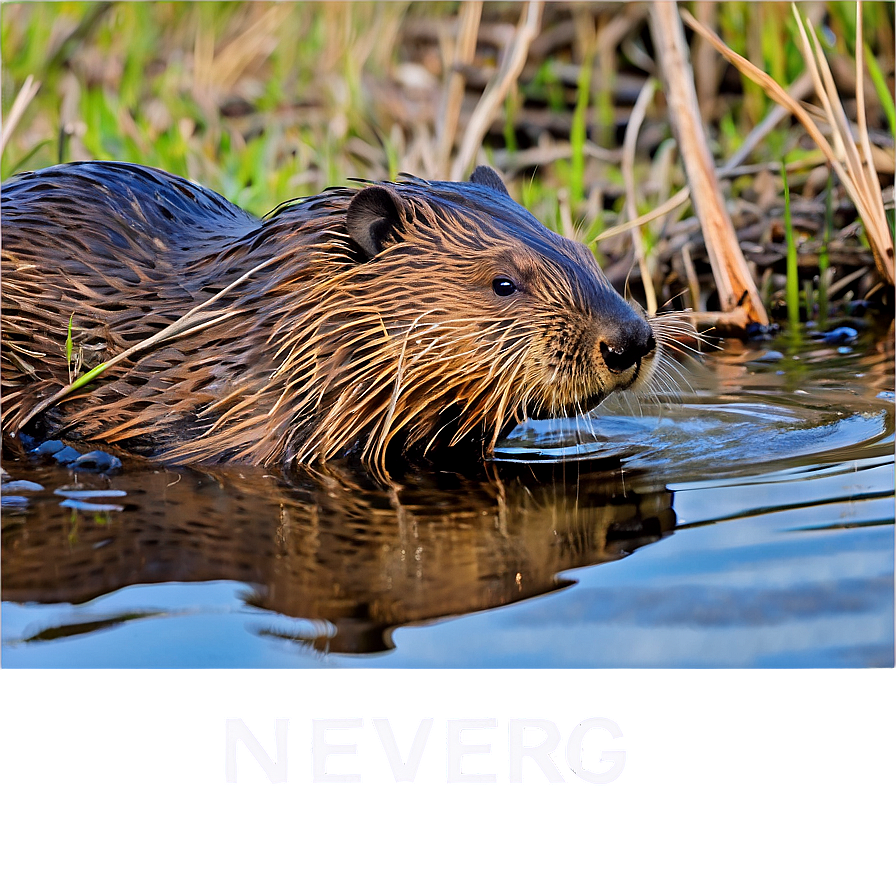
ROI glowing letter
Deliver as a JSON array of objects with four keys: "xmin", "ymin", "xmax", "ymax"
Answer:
[
  {"xmin": 445, "ymin": 716, "xmax": 498, "ymax": 784},
  {"xmin": 566, "ymin": 716, "xmax": 628, "ymax": 787},
  {"xmin": 221, "ymin": 716, "xmax": 292, "ymax": 787},
  {"xmin": 507, "ymin": 716, "xmax": 566, "ymax": 785},
  {"xmin": 311, "ymin": 716, "xmax": 364, "ymax": 784},
  {"xmin": 370, "ymin": 716, "xmax": 436, "ymax": 785}
]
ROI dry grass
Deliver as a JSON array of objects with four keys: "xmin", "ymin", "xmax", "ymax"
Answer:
[{"xmin": 683, "ymin": 2, "xmax": 894, "ymax": 286}]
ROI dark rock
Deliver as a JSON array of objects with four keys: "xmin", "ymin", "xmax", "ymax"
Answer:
[
  {"xmin": 70, "ymin": 450, "xmax": 123, "ymax": 473},
  {"xmin": 32, "ymin": 440, "xmax": 65, "ymax": 456},
  {"xmin": 52, "ymin": 446, "xmax": 82, "ymax": 465},
  {"xmin": 745, "ymin": 322, "xmax": 774, "ymax": 340}
]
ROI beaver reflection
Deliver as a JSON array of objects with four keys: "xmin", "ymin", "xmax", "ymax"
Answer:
[{"xmin": 2, "ymin": 454, "xmax": 674, "ymax": 654}]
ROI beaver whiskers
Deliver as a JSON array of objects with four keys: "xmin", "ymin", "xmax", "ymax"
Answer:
[
  {"xmin": 627, "ymin": 310, "xmax": 704, "ymax": 401},
  {"xmin": 1, "ymin": 161, "xmax": 667, "ymax": 472}
]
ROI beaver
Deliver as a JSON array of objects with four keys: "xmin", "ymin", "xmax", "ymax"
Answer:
[{"xmin": 1, "ymin": 161, "xmax": 661, "ymax": 471}]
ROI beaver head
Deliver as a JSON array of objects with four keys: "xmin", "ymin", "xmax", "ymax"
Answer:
[{"xmin": 274, "ymin": 165, "xmax": 658, "ymax": 468}]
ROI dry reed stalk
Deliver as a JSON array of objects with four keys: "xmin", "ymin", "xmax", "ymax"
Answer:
[
  {"xmin": 621, "ymin": 77, "xmax": 659, "ymax": 315},
  {"xmin": 451, "ymin": 1, "xmax": 544, "ymax": 180},
  {"xmin": 205, "ymin": 5, "xmax": 291, "ymax": 93},
  {"xmin": 0, "ymin": 75, "xmax": 41, "ymax": 155},
  {"xmin": 648, "ymin": 2, "xmax": 769, "ymax": 326},
  {"xmin": 681, "ymin": 2, "xmax": 894, "ymax": 286},
  {"xmin": 436, "ymin": 1, "xmax": 482, "ymax": 178},
  {"xmin": 594, "ymin": 71, "xmax": 815, "ymax": 247},
  {"xmin": 594, "ymin": 187, "xmax": 690, "ymax": 245}
]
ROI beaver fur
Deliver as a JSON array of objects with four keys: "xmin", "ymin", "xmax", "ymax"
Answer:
[{"xmin": 1, "ymin": 161, "xmax": 659, "ymax": 470}]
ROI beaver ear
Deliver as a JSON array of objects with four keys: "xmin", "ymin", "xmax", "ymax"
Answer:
[
  {"xmin": 470, "ymin": 166, "xmax": 509, "ymax": 196},
  {"xmin": 346, "ymin": 185, "xmax": 406, "ymax": 258}
]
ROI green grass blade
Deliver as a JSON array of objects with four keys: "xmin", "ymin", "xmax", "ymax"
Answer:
[
  {"xmin": 817, "ymin": 167, "xmax": 833, "ymax": 327},
  {"xmin": 2, "ymin": 139, "xmax": 54, "ymax": 179},
  {"xmin": 781, "ymin": 164, "xmax": 800, "ymax": 330},
  {"xmin": 65, "ymin": 312, "xmax": 74, "ymax": 380},
  {"xmin": 69, "ymin": 360, "xmax": 111, "ymax": 393},
  {"xmin": 569, "ymin": 52, "xmax": 593, "ymax": 207}
]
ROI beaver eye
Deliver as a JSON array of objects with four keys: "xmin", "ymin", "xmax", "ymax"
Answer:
[{"xmin": 492, "ymin": 277, "xmax": 517, "ymax": 297}]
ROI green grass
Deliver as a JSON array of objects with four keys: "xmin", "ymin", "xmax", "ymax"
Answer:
[
  {"xmin": 1, "ymin": 2, "xmax": 409, "ymax": 211},
  {"xmin": 65, "ymin": 312, "xmax": 74, "ymax": 382},
  {"xmin": 817, "ymin": 167, "xmax": 834, "ymax": 327},
  {"xmin": 568, "ymin": 50, "xmax": 592, "ymax": 208},
  {"xmin": 781, "ymin": 163, "xmax": 800, "ymax": 330},
  {"xmin": 865, "ymin": 45, "xmax": 896, "ymax": 138}
]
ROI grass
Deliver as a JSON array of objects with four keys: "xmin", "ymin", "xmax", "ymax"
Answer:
[
  {"xmin": 781, "ymin": 163, "xmax": 800, "ymax": 329},
  {"xmin": 65, "ymin": 312, "xmax": 75, "ymax": 383},
  {"xmin": 817, "ymin": 168, "xmax": 834, "ymax": 327},
  {"xmin": 1, "ymin": 2, "xmax": 412, "ymax": 211},
  {"xmin": 1, "ymin": 0, "xmax": 893, "ymax": 325},
  {"xmin": 685, "ymin": 2, "xmax": 894, "ymax": 292}
]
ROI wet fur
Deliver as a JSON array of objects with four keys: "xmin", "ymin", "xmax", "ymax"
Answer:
[{"xmin": 1, "ymin": 161, "xmax": 658, "ymax": 470}]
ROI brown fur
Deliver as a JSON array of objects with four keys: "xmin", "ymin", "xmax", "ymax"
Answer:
[{"xmin": 1, "ymin": 161, "xmax": 661, "ymax": 470}]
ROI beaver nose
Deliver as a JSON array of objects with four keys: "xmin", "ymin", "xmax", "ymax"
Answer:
[{"xmin": 599, "ymin": 318, "xmax": 656, "ymax": 374}]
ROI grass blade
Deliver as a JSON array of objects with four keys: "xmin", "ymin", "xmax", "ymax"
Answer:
[{"xmin": 781, "ymin": 164, "xmax": 800, "ymax": 330}]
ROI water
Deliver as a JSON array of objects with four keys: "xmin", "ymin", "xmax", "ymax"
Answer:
[{"xmin": 2, "ymin": 335, "xmax": 893, "ymax": 667}]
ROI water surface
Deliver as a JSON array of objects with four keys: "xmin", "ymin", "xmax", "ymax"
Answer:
[{"xmin": 3, "ymin": 334, "xmax": 893, "ymax": 667}]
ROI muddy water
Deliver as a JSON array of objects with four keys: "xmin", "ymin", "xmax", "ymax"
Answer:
[{"xmin": 2, "ymin": 334, "xmax": 893, "ymax": 667}]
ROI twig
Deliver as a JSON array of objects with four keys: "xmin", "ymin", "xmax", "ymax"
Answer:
[
  {"xmin": 436, "ymin": 1, "xmax": 482, "ymax": 178},
  {"xmin": 451, "ymin": 1, "xmax": 543, "ymax": 181},
  {"xmin": 681, "ymin": 243, "xmax": 701, "ymax": 311},
  {"xmin": 684, "ymin": 302, "xmax": 758, "ymax": 335},
  {"xmin": 649, "ymin": 2, "xmax": 768, "ymax": 325},
  {"xmin": 621, "ymin": 77, "xmax": 658, "ymax": 315}
]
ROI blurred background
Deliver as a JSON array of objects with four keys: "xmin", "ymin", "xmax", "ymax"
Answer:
[{"xmin": 3, "ymin": 1, "xmax": 894, "ymax": 315}]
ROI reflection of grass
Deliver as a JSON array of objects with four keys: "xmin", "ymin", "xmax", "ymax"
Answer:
[{"xmin": 67, "ymin": 507, "xmax": 78, "ymax": 547}]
